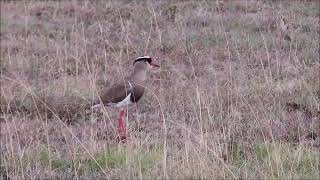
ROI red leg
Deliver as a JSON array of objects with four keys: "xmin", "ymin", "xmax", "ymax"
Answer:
[{"xmin": 117, "ymin": 110, "xmax": 127, "ymax": 141}]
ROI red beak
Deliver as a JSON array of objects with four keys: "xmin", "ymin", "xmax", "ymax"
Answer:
[{"xmin": 150, "ymin": 62, "xmax": 160, "ymax": 67}]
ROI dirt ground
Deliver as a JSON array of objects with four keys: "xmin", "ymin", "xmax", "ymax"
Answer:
[{"xmin": 1, "ymin": 0, "xmax": 319, "ymax": 179}]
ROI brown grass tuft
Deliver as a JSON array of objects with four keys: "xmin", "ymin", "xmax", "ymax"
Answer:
[{"xmin": 1, "ymin": 0, "xmax": 319, "ymax": 179}]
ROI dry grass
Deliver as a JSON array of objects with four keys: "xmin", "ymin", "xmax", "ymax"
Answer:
[{"xmin": 1, "ymin": 0, "xmax": 319, "ymax": 179}]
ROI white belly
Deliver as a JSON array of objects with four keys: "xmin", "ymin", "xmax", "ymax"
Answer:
[
  {"xmin": 91, "ymin": 93, "xmax": 133, "ymax": 110},
  {"xmin": 110, "ymin": 93, "xmax": 133, "ymax": 108}
]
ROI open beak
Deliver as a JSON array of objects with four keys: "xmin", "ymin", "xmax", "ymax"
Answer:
[{"xmin": 150, "ymin": 62, "xmax": 160, "ymax": 68}]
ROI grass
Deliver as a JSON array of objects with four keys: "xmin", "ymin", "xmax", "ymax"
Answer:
[
  {"xmin": 1, "ymin": 145, "xmax": 161, "ymax": 179},
  {"xmin": 252, "ymin": 143, "xmax": 319, "ymax": 179},
  {"xmin": 1, "ymin": 0, "xmax": 319, "ymax": 179}
]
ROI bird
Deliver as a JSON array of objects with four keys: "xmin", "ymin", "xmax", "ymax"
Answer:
[
  {"xmin": 91, "ymin": 56, "xmax": 160, "ymax": 142},
  {"xmin": 279, "ymin": 15, "xmax": 292, "ymax": 41}
]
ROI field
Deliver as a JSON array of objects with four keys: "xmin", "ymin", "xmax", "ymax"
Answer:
[{"xmin": 1, "ymin": 0, "xmax": 319, "ymax": 179}]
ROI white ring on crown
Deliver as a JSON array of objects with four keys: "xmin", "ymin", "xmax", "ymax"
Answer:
[{"xmin": 136, "ymin": 56, "xmax": 150, "ymax": 60}]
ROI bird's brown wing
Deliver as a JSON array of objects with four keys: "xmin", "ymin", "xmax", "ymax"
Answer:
[
  {"xmin": 130, "ymin": 83, "xmax": 145, "ymax": 103},
  {"xmin": 95, "ymin": 82, "xmax": 132, "ymax": 105}
]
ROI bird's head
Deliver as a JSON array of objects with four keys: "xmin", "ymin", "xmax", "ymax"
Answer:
[{"xmin": 133, "ymin": 56, "xmax": 160, "ymax": 70}]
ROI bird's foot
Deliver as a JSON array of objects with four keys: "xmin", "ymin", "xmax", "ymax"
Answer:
[{"xmin": 116, "ymin": 134, "xmax": 127, "ymax": 143}]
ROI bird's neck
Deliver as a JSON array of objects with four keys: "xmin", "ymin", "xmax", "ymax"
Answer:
[{"xmin": 131, "ymin": 68, "xmax": 147, "ymax": 83}]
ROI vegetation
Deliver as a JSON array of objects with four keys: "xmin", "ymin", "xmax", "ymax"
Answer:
[{"xmin": 1, "ymin": 0, "xmax": 319, "ymax": 179}]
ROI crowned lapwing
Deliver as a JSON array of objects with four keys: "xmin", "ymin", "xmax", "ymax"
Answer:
[
  {"xmin": 91, "ymin": 56, "xmax": 159, "ymax": 141},
  {"xmin": 279, "ymin": 15, "xmax": 292, "ymax": 41}
]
